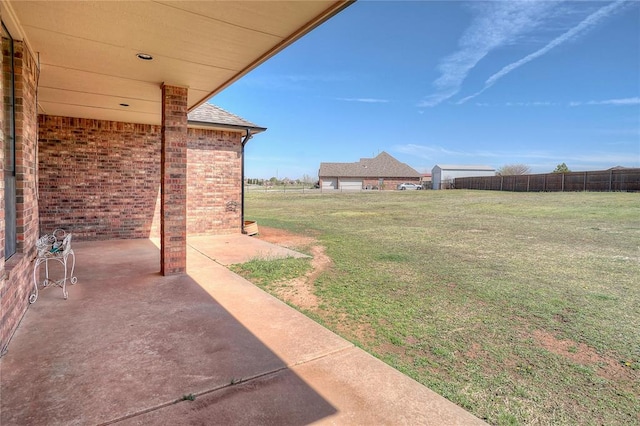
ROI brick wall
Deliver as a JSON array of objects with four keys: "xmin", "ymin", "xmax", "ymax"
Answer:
[
  {"xmin": 187, "ymin": 128, "xmax": 242, "ymax": 235},
  {"xmin": 38, "ymin": 116, "xmax": 162, "ymax": 240},
  {"xmin": 1, "ymin": 40, "xmax": 41, "ymax": 354},
  {"xmin": 15, "ymin": 42, "xmax": 40, "ymax": 252},
  {"xmin": 0, "ymin": 24, "xmax": 7, "ymax": 353},
  {"xmin": 1, "ymin": 25, "xmax": 7, "ymax": 285},
  {"xmin": 160, "ymin": 84, "xmax": 188, "ymax": 275},
  {"xmin": 38, "ymin": 117, "xmax": 244, "ymax": 240}
]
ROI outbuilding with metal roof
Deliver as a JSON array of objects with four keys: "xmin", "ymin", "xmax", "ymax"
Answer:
[{"xmin": 432, "ymin": 164, "xmax": 496, "ymax": 189}]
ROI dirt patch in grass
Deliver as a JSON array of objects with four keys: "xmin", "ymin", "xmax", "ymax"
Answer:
[
  {"xmin": 465, "ymin": 342, "xmax": 484, "ymax": 360},
  {"xmin": 531, "ymin": 329, "xmax": 636, "ymax": 381},
  {"xmin": 256, "ymin": 227, "xmax": 330, "ymax": 311},
  {"xmin": 257, "ymin": 227, "xmax": 378, "ymax": 344},
  {"xmin": 273, "ymin": 245, "xmax": 329, "ymax": 310},
  {"xmin": 256, "ymin": 226, "xmax": 317, "ymax": 249}
]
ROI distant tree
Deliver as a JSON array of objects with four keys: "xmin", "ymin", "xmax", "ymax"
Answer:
[
  {"xmin": 269, "ymin": 177, "xmax": 278, "ymax": 185},
  {"xmin": 497, "ymin": 164, "xmax": 531, "ymax": 176},
  {"xmin": 552, "ymin": 163, "xmax": 571, "ymax": 173},
  {"xmin": 301, "ymin": 174, "xmax": 315, "ymax": 184}
]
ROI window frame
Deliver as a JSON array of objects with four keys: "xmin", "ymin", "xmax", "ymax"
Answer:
[{"xmin": 3, "ymin": 21, "xmax": 16, "ymax": 260}]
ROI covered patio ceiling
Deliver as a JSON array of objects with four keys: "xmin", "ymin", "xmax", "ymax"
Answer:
[{"xmin": 3, "ymin": 1, "xmax": 351, "ymax": 125}]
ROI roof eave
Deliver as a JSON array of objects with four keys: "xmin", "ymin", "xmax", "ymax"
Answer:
[
  {"xmin": 187, "ymin": 121, "xmax": 267, "ymax": 134},
  {"xmin": 189, "ymin": 1, "xmax": 355, "ymax": 112}
]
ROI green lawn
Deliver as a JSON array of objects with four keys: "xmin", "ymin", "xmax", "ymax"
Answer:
[{"xmin": 235, "ymin": 190, "xmax": 640, "ymax": 425}]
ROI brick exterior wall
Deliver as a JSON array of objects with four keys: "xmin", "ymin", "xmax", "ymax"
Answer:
[
  {"xmin": 160, "ymin": 84, "xmax": 188, "ymax": 275},
  {"xmin": 1, "ymin": 26, "xmax": 6, "ymax": 285},
  {"xmin": 1, "ymin": 39, "xmax": 41, "ymax": 354},
  {"xmin": 38, "ymin": 116, "xmax": 162, "ymax": 240},
  {"xmin": 38, "ymin": 117, "xmax": 245, "ymax": 241},
  {"xmin": 0, "ymin": 24, "xmax": 7, "ymax": 354},
  {"xmin": 187, "ymin": 128, "xmax": 242, "ymax": 235},
  {"xmin": 15, "ymin": 43, "xmax": 40, "ymax": 252}
]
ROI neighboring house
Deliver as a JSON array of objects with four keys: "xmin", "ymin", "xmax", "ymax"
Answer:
[
  {"xmin": 319, "ymin": 152, "xmax": 420, "ymax": 190},
  {"xmin": 421, "ymin": 173, "xmax": 432, "ymax": 188},
  {"xmin": 432, "ymin": 165, "xmax": 496, "ymax": 189},
  {"xmin": 0, "ymin": 1, "xmax": 350, "ymax": 354}
]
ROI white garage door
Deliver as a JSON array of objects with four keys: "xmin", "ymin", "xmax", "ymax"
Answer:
[
  {"xmin": 339, "ymin": 179, "xmax": 362, "ymax": 191},
  {"xmin": 322, "ymin": 178, "xmax": 337, "ymax": 190}
]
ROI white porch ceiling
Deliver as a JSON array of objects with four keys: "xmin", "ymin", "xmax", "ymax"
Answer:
[{"xmin": 4, "ymin": 1, "xmax": 351, "ymax": 125}]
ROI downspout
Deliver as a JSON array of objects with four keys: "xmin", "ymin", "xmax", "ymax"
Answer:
[{"xmin": 241, "ymin": 129, "xmax": 253, "ymax": 234}]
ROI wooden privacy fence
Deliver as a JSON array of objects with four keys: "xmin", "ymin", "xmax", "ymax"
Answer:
[{"xmin": 454, "ymin": 169, "xmax": 640, "ymax": 192}]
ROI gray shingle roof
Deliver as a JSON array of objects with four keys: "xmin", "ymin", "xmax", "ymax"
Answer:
[
  {"xmin": 319, "ymin": 152, "xmax": 420, "ymax": 178},
  {"xmin": 188, "ymin": 103, "xmax": 266, "ymax": 133}
]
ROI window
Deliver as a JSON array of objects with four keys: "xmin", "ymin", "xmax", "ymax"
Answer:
[{"xmin": 2, "ymin": 23, "xmax": 16, "ymax": 259}]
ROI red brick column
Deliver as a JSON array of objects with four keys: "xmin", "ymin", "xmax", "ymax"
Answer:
[{"xmin": 160, "ymin": 84, "xmax": 188, "ymax": 275}]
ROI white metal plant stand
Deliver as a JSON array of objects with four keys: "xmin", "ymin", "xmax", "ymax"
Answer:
[{"xmin": 31, "ymin": 229, "xmax": 77, "ymax": 303}]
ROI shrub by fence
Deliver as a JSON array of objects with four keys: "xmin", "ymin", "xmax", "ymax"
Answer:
[{"xmin": 454, "ymin": 169, "xmax": 640, "ymax": 192}]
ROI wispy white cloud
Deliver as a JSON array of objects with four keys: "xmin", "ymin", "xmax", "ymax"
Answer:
[
  {"xmin": 596, "ymin": 127, "xmax": 640, "ymax": 138},
  {"xmin": 335, "ymin": 97, "xmax": 390, "ymax": 103},
  {"xmin": 393, "ymin": 144, "xmax": 554, "ymax": 161},
  {"xmin": 245, "ymin": 155, "xmax": 307, "ymax": 165},
  {"xmin": 394, "ymin": 144, "xmax": 468, "ymax": 159},
  {"xmin": 505, "ymin": 101, "xmax": 558, "ymax": 107},
  {"xmin": 569, "ymin": 97, "xmax": 640, "ymax": 106},
  {"xmin": 242, "ymin": 73, "xmax": 352, "ymax": 90},
  {"xmin": 458, "ymin": 0, "xmax": 630, "ymax": 104},
  {"xmin": 419, "ymin": 1, "xmax": 558, "ymax": 107},
  {"xmin": 488, "ymin": 0, "xmax": 628, "ymax": 88},
  {"xmin": 394, "ymin": 144, "xmax": 639, "ymax": 170},
  {"xmin": 473, "ymin": 98, "xmax": 638, "ymax": 107},
  {"xmin": 566, "ymin": 152, "xmax": 640, "ymax": 165}
]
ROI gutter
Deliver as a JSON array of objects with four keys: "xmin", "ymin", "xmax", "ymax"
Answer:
[
  {"xmin": 241, "ymin": 129, "xmax": 253, "ymax": 234},
  {"xmin": 187, "ymin": 121, "xmax": 266, "ymax": 134}
]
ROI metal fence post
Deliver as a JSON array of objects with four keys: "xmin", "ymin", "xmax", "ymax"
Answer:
[{"xmin": 609, "ymin": 170, "xmax": 613, "ymax": 192}]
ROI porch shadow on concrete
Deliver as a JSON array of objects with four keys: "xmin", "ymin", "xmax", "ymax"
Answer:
[
  {"xmin": 1, "ymin": 239, "xmax": 335, "ymax": 425},
  {"xmin": 1, "ymin": 237, "xmax": 486, "ymax": 425}
]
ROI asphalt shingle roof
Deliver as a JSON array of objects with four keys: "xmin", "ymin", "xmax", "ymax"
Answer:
[
  {"xmin": 188, "ymin": 103, "xmax": 266, "ymax": 132},
  {"xmin": 319, "ymin": 152, "xmax": 420, "ymax": 178}
]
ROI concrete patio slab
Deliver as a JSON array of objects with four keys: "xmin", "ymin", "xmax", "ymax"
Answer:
[
  {"xmin": 187, "ymin": 234, "xmax": 308, "ymax": 266},
  {"xmin": 0, "ymin": 236, "xmax": 486, "ymax": 425}
]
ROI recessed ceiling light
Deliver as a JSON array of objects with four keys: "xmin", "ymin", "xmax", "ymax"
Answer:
[
  {"xmin": 119, "ymin": 103, "xmax": 129, "ymax": 107},
  {"xmin": 136, "ymin": 53, "xmax": 153, "ymax": 61}
]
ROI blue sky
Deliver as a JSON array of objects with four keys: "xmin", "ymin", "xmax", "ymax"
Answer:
[{"xmin": 212, "ymin": 0, "xmax": 640, "ymax": 180}]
